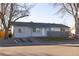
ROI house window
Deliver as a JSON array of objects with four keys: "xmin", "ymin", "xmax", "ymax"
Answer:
[
  {"xmin": 65, "ymin": 29, "xmax": 69, "ymax": 32},
  {"xmin": 36, "ymin": 28, "xmax": 40, "ymax": 32},
  {"xmin": 46, "ymin": 28, "xmax": 49, "ymax": 31},
  {"xmin": 33, "ymin": 28, "xmax": 41, "ymax": 32},
  {"xmin": 51, "ymin": 28, "xmax": 60, "ymax": 31},
  {"xmin": 18, "ymin": 28, "xmax": 22, "ymax": 33},
  {"xmin": 33, "ymin": 28, "xmax": 36, "ymax": 32},
  {"xmin": 51, "ymin": 28, "xmax": 54, "ymax": 31},
  {"xmin": 61, "ymin": 28, "xmax": 65, "ymax": 32}
]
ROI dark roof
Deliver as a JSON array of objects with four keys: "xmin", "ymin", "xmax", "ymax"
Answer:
[{"xmin": 13, "ymin": 22, "xmax": 70, "ymax": 28}]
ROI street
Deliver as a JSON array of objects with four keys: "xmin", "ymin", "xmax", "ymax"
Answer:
[{"xmin": 0, "ymin": 43, "xmax": 79, "ymax": 56}]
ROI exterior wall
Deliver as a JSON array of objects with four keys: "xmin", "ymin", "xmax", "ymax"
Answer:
[
  {"xmin": 13, "ymin": 26, "xmax": 70, "ymax": 38},
  {"xmin": 32, "ymin": 28, "xmax": 47, "ymax": 37},
  {"xmin": 13, "ymin": 26, "xmax": 32, "ymax": 38},
  {"xmin": 13, "ymin": 26, "xmax": 47, "ymax": 38},
  {"xmin": 47, "ymin": 31, "xmax": 69, "ymax": 37},
  {"xmin": 47, "ymin": 27, "xmax": 70, "ymax": 37},
  {"xmin": 32, "ymin": 32, "xmax": 42, "ymax": 37}
]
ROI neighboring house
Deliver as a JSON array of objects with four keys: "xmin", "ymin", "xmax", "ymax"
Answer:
[{"xmin": 13, "ymin": 22, "xmax": 70, "ymax": 38}]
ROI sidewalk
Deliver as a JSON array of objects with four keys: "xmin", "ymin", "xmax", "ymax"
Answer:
[
  {"xmin": 0, "ymin": 38, "xmax": 79, "ymax": 47},
  {"xmin": 0, "ymin": 40, "xmax": 79, "ymax": 47}
]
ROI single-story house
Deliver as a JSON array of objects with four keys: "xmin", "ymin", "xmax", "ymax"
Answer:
[{"xmin": 12, "ymin": 22, "xmax": 70, "ymax": 38}]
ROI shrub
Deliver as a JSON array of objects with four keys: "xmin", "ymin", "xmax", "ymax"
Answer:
[
  {"xmin": 0, "ymin": 31, "xmax": 5, "ymax": 39},
  {"xmin": 8, "ymin": 32, "xmax": 12, "ymax": 38}
]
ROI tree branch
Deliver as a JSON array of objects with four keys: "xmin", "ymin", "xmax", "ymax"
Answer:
[
  {"xmin": 4, "ymin": 3, "xmax": 9, "ymax": 15},
  {"xmin": 68, "ymin": 3, "xmax": 75, "ymax": 16},
  {"xmin": 8, "ymin": 3, "xmax": 14, "ymax": 28},
  {"xmin": 63, "ymin": 3, "xmax": 72, "ymax": 15},
  {"xmin": 13, "ymin": 15, "xmax": 29, "ymax": 23}
]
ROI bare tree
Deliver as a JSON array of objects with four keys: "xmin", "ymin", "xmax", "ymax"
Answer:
[
  {"xmin": 52, "ymin": 3, "xmax": 79, "ymax": 38},
  {"xmin": 0, "ymin": 3, "xmax": 34, "ymax": 39}
]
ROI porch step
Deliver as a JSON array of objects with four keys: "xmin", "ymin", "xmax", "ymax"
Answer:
[{"xmin": 14, "ymin": 38, "xmax": 40, "ymax": 44}]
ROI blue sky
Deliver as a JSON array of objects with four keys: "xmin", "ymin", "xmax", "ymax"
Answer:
[{"xmin": 17, "ymin": 3, "xmax": 75, "ymax": 28}]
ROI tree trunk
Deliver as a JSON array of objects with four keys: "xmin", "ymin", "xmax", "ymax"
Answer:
[
  {"xmin": 74, "ymin": 16, "xmax": 79, "ymax": 38},
  {"xmin": 4, "ymin": 28, "xmax": 8, "ymax": 39},
  {"xmin": 76, "ymin": 23, "xmax": 79, "ymax": 38}
]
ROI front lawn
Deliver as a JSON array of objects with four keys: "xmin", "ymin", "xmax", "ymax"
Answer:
[{"xmin": 37, "ymin": 37, "xmax": 67, "ymax": 42}]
